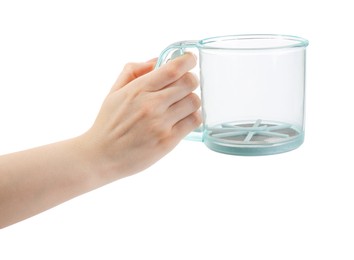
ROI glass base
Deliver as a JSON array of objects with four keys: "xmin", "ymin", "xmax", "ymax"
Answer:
[{"xmin": 204, "ymin": 120, "xmax": 304, "ymax": 156}]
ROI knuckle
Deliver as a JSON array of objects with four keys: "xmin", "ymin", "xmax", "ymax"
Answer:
[
  {"xmin": 138, "ymin": 94, "xmax": 166, "ymax": 117},
  {"xmin": 183, "ymin": 72, "xmax": 199, "ymax": 89},
  {"xmin": 158, "ymin": 137, "xmax": 174, "ymax": 152},
  {"xmin": 138, "ymin": 103, "xmax": 155, "ymax": 117},
  {"xmin": 164, "ymin": 63, "xmax": 180, "ymax": 79},
  {"xmin": 157, "ymin": 128, "xmax": 171, "ymax": 140},
  {"xmin": 122, "ymin": 62, "xmax": 139, "ymax": 78},
  {"xmin": 155, "ymin": 90, "xmax": 168, "ymax": 101},
  {"xmin": 192, "ymin": 111, "xmax": 202, "ymax": 125},
  {"xmin": 123, "ymin": 62, "xmax": 136, "ymax": 72},
  {"xmin": 187, "ymin": 111, "xmax": 202, "ymax": 129},
  {"xmin": 148, "ymin": 121, "xmax": 170, "ymax": 140},
  {"xmin": 187, "ymin": 93, "xmax": 201, "ymax": 110}
]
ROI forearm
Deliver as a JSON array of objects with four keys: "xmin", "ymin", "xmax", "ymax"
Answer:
[
  {"xmin": 0, "ymin": 54, "xmax": 200, "ymax": 228},
  {"xmin": 0, "ymin": 136, "xmax": 103, "ymax": 228}
]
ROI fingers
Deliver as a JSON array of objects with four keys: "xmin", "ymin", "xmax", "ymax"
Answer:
[
  {"xmin": 171, "ymin": 111, "xmax": 202, "ymax": 140},
  {"xmin": 165, "ymin": 93, "xmax": 201, "ymax": 126},
  {"xmin": 141, "ymin": 52, "xmax": 197, "ymax": 91},
  {"xmin": 107, "ymin": 53, "xmax": 200, "ymax": 141},
  {"xmin": 111, "ymin": 53, "xmax": 196, "ymax": 95},
  {"xmin": 157, "ymin": 72, "xmax": 199, "ymax": 109},
  {"xmin": 110, "ymin": 59, "xmax": 157, "ymax": 93}
]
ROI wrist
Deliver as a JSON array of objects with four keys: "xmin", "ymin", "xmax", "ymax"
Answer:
[{"xmin": 73, "ymin": 131, "xmax": 124, "ymax": 188}]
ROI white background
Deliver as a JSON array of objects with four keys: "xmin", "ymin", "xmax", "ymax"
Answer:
[{"xmin": 0, "ymin": 0, "xmax": 353, "ymax": 259}]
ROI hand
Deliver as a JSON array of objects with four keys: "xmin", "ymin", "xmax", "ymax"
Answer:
[
  {"xmin": 0, "ymin": 53, "xmax": 200, "ymax": 227},
  {"xmin": 79, "ymin": 53, "xmax": 201, "ymax": 182}
]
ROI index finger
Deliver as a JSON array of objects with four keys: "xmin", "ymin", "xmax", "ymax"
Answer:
[{"xmin": 140, "ymin": 52, "xmax": 197, "ymax": 91}]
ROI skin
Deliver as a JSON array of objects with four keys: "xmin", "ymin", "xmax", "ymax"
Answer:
[{"xmin": 0, "ymin": 53, "xmax": 201, "ymax": 228}]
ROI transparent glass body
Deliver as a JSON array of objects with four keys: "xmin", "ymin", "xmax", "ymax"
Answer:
[{"xmin": 156, "ymin": 34, "xmax": 309, "ymax": 156}]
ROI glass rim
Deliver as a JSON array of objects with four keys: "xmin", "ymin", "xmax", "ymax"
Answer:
[{"xmin": 198, "ymin": 34, "xmax": 309, "ymax": 50}]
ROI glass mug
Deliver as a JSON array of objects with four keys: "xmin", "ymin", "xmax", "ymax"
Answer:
[{"xmin": 155, "ymin": 34, "xmax": 309, "ymax": 156}]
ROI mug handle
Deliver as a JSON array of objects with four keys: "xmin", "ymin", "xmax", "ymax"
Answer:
[{"xmin": 155, "ymin": 40, "xmax": 203, "ymax": 142}]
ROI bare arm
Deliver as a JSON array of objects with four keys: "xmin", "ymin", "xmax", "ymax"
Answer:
[{"xmin": 0, "ymin": 53, "xmax": 201, "ymax": 228}]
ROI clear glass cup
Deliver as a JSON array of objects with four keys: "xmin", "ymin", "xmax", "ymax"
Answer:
[{"xmin": 156, "ymin": 34, "xmax": 309, "ymax": 156}]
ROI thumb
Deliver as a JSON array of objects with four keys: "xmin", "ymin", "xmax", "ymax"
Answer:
[{"xmin": 110, "ymin": 58, "xmax": 157, "ymax": 93}]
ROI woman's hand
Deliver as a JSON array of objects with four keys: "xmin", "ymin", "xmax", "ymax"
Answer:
[
  {"xmin": 79, "ymin": 53, "xmax": 201, "ymax": 183},
  {"xmin": 0, "ymin": 53, "xmax": 200, "ymax": 228}
]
